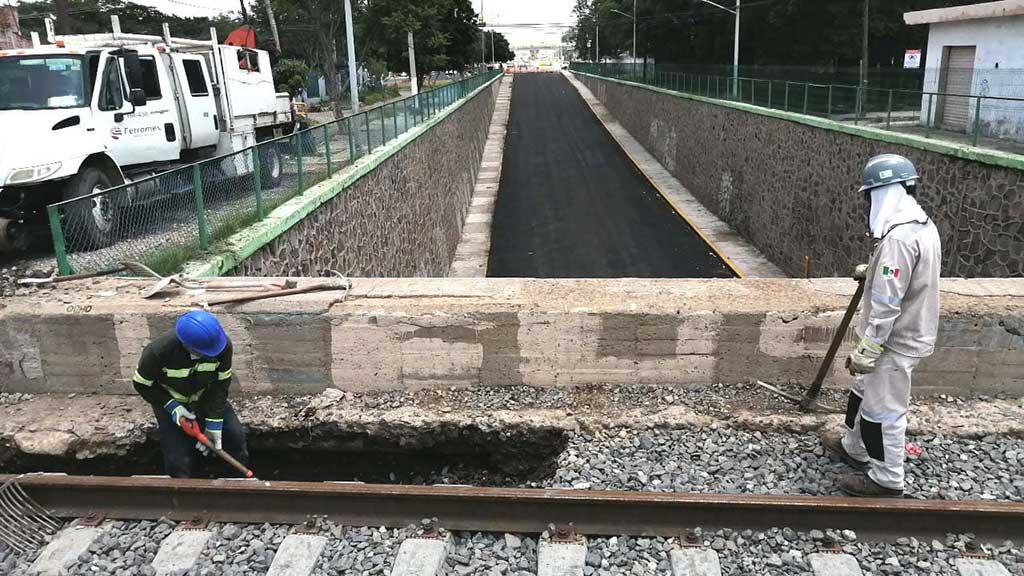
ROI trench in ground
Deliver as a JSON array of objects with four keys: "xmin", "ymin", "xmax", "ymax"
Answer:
[{"xmin": 1, "ymin": 421, "xmax": 569, "ymax": 485}]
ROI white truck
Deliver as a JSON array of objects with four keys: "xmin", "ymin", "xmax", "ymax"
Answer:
[{"xmin": 0, "ymin": 17, "xmax": 296, "ymax": 250}]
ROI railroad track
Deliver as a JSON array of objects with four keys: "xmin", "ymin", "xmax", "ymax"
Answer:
[{"xmin": 3, "ymin": 474, "xmax": 1023, "ymax": 576}]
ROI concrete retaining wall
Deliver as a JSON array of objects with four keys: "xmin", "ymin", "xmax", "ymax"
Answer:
[
  {"xmin": 194, "ymin": 77, "xmax": 502, "ymax": 278},
  {"xmin": 1, "ymin": 278, "xmax": 1021, "ymax": 397},
  {"xmin": 573, "ymin": 72, "xmax": 1024, "ymax": 279}
]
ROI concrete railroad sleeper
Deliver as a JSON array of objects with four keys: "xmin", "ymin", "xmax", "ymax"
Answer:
[{"xmin": 5, "ymin": 474, "xmax": 1024, "ymax": 544}]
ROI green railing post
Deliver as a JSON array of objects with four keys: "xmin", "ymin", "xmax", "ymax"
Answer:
[
  {"xmin": 404, "ymin": 98, "xmax": 410, "ymax": 132},
  {"xmin": 972, "ymin": 97, "xmax": 983, "ymax": 146},
  {"xmin": 925, "ymin": 93, "xmax": 934, "ymax": 139},
  {"xmin": 886, "ymin": 90, "xmax": 893, "ymax": 130},
  {"xmin": 347, "ymin": 116, "xmax": 357, "ymax": 162},
  {"xmin": 191, "ymin": 163, "xmax": 210, "ymax": 249},
  {"xmin": 380, "ymin": 106, "xmax": 386, "ymax": 144},
  {"xmin": 295, "ymin": 133, "xmax": 304, "ymax": 193},
  {"xmin": 803, "ymin": 83, "xmax": 809, "ymax": 115},
  {"xmin": 768, "ymin": 81, "xmax": 773, "ymax": 108},
  {"xmin": 827, "ymin": 85, "xmax": 833, "ymax": 118},
  {"xmin": 252, "ymin": 146, "xmax": 264, "ymax": 218},
  {"xmin": 784, "ymin": 82, "xmax": 790, "ymax": 111},
  {"xmin": 392, "ymin": 102, "xmax": 399, "ymax": 139},
  {"xmin": 364, "ymin": 112, "xmax": 372, "ymax": 152},
  {"xmin": 324, "ymin": 125, "xmax": 332, "ymax": 176},
  {"xmin": 47, "ymin": 205, "xmax": 73, "ymax": 276}
]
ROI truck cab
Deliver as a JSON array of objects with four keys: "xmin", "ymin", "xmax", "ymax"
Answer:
[{"xmin": 0, "ymin": 18, "xmax": 293, "ymax": 251}]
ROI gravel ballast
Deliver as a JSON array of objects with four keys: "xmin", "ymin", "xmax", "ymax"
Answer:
[{"xmin": 539, "ymin": 428, "xmax": 1024, "ymax": 502}]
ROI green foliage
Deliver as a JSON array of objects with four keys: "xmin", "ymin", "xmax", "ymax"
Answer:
[
  {"xmin": 570, "ymin": 0, "xmax": 988, "ymax": 70},
  {"xmin": 16, "ymin": 0, "xmax": 239, "ymax": 42},
  {"xmin": 274, "ymin": 58, "xmax": 310, "ymax": 96},
  {"xmin": 361, "ymin": 86, "xmax": 402, "ymax": 106},
  {"xmin": 484, "ymin": 31, "xmax": 515, "ymax": 64}
]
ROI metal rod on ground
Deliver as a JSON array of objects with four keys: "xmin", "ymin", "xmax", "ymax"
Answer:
[{"xmin": 203, "ymin": 273, "xmax": 351, "ymax": 306}]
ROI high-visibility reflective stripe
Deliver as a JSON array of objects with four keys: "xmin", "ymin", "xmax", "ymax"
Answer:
[
  {"xmin": 133, "ymin": 371, "xmax": 154, "ymax": 386},
  {"xmin": 217, "ymin": 369, "xmax": 232, "ymax": 380},
  {"xmin": 205, "ymin": 418, "xmax": 224, "ymax": 431},
  {"xmin": 162, "ymin": 385, "xmax": 204, "ymax": 403},
  {"xmin": 163, "ymin": 367, "xmax": 191, "ymax": 378},
  {"xmin": 195, "ymin": 362, "xmax": 219, "ymax": 372}
]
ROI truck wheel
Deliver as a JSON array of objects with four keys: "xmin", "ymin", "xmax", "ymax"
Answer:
[
  {"xmin": 63, "ymin": 167, "xmax": 117, "ymax": 250},
  {"xmin": 260, "ymin": 144, "xmax": 283, "ymax": 189}
]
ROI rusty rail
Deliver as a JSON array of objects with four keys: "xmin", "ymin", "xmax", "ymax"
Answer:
[{"xmin": 5, "ymin": 474, "xmax": 1024, "ymax": 542}]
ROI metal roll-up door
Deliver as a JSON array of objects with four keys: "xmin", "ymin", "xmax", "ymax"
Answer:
[{"xmin": 938, "ymin": 46, "xmax": 976, "ymax": 131}]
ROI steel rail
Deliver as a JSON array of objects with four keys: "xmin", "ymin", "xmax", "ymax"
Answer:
[{"xmin": 5, "ymin": 474, "xmax": 1023, "ymax": 542}]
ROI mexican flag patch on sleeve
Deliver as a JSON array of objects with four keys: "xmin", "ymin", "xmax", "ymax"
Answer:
[{"xmin": 881, "ymin": 265, "xmax": 900, "ymax": 279}]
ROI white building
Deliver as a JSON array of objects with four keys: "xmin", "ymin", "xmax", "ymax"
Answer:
[{"xmin": 904, "ymin": 0, "xmax": 1024, "ymax": 143}]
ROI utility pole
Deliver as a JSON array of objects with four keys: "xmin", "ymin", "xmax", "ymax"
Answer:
[
  {"xmin": 490, "ymin": 30, "xmax": 495, "ymax": 65},
  {"xmin": 344, "ymin": 0, "xmax": 359, "ymax": 113},
  {"xmin": 54, "ymin": 0, "xmax": 71, "ymax": 34},
  {"xmin": 262, "ymin": 0, "xmax": 281, "ymax": 54},
  {"xmin": 480, "ymin": 0, "xmax": 486, "ymax": 69},
  {"xmin": 408, "ymin": 31, "xmax": 418, "ymax": 96},
  {"xmin": 596, "ymin": 24, "xmax": 600, "ymax": 62},
  {"xmin": 860, "ymin": 0, "xmax": 869, "ymax": 119}
]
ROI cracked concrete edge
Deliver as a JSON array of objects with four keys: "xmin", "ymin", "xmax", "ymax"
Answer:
[
  {"xmin": 569, "ymin": 71, "xmax": 1024, "ymax": 173},
  {"xmin": 449, "ymin": 75, "xmax": 513, "ymax": 278},
  {"xmin": 2, "ymin": 393, "xmax": 1022, "ymax": 461},
  {"xmin": 562, "ymin": 71, "xmax": 786, "ymax": 280},
  {"xmin": 179, "ymin": 73, "xmax": 505, "ymax": 279}
]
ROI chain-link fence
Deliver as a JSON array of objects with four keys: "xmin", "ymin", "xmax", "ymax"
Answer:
[
  {"xmin": 47, "ymin": 69, "xmax": 503, "ymax": 276},
  {"xmin": 572, "ymin": 63, "xmax": 1024, "ymax": 154}
]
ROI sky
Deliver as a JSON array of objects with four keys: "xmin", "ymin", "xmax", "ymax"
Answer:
[{"xmin": 8, "ymin": 0, "xmax": 578, "ymax": 49}]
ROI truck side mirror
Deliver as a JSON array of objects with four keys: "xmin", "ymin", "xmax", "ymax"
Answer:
[{"xmin": 130, "ymin": 88, "xmax": 147, "ymax": 107}]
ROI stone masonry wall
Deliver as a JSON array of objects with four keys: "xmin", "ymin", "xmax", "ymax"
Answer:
[
  {"xmin": 576, "ymin": 73, "xmax": 1024, "ymax": 278},
  {"xmin": 234, "ymin": 79, "xmax": 501, "ymax": 277}
]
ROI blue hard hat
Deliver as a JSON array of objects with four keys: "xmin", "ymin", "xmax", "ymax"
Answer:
[{"xmin": 175, "ymin": 310, "xmax": 228, "ymax": 357}]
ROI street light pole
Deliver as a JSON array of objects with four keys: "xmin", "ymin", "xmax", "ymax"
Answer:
[
  {"xmin": 480, "ymin": 0, "xmax": 486, "ymax": 69},
  {"xmin": 697, "ymin": 0, "xmax": 740, "ymax": 97},
  {"xmin": 596, "ymin": 23, "xmax": 599, "ymax": 63},
  {"xmin": 610, "ymin": 7, "xmax": 638, "ymax": 78},
  {"xmin": 733, "ymin": 0, "xmax": 740, "ymax": 96},
  {"xmin": 343, "ymin": 0, "xmax": 359, "ymax": 113}
]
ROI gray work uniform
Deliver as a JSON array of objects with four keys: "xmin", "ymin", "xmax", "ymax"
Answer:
[{"xmin": 842, "ymin": 218, "xmax": 942, "ymax": 490}]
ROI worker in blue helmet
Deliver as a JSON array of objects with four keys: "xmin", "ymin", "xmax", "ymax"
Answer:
[{"xmin": 132, "ymin": 310, "xmax": 249, "ymax": 478}]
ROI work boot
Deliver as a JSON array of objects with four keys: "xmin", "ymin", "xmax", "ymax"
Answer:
[
  {"xmin": 839, "ymin": 473, "xmax": 904, "ymax": 498},
  {"xmin": 821, "ymin": 430, "xmax": 869, "ymax": 470}
]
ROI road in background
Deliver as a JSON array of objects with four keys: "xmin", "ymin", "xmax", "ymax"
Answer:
[{"xmin": 487, "ymin": 74, "xmax": 733, "ymax": 278}]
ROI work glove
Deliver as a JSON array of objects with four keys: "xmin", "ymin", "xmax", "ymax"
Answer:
[
  {"xmin": 196, "ymin": 419, "xmax": 224, "ymax": 456},
  {"xmin": 852, "ymin": 264, "xmax": 869, "ymax": 281},
  {"xmin": 165, "ymin": 400, "xmax": 196, "ymax": 429},
  {"xmin": 846, "ymin": 338, "xmax": 883, "ymax": 376}
]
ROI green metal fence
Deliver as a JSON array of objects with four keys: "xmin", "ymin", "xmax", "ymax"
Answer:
[
  {"xmin": 571, "ymin": 63, "xmax": 1024, "ymax": 153},
  {"xmin": 47, "ymin": 69, "xmax": 502, "ymax": 276}
]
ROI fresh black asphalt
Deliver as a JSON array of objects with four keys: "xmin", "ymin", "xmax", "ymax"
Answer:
[{"xmin": 486, "ymin": 73, "xmax": 734, "ymax": 279}]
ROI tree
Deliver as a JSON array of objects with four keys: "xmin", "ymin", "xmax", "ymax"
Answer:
[
  {"xmin": 249, "ymin": 0, "xmax": 351, "ymax": 105},
  {"xmin": 17, "ymin": 0, "xmax": 239, "ymax": 42},
  {"xmin": 484, "ymin": 30, "xmax": 515, "ymax": 64},
  {"xmin": 360, "ymin": 0, "xmax": 481, "ymax": 87},
  {"xmin": 273, "ymin": 58, "xmax": 310, "ymax": 96}
]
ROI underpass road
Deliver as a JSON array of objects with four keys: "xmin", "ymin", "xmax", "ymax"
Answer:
[{"xmin": 487, "ymin": 73, "xmax": 734, "ymax": 278}]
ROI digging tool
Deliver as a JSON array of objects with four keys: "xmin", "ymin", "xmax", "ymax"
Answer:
[
  {"xmin": 122, "ymin": 261, "xmax": 206, "ymax": 298},
  {"xmin": 203, "ymin": 271, "xmax": 351, "ymax": 307},
  {"xmin": 757, "ymin": 266, "xmax": 868, "ymax": 413},
  {"xmin": 17, "ymin": 265, "xmax": 127, "ymax": 286},
  {"xmin": 179, "ymin": 418, "xmax": 255, "ymax": 479},
  {"xmin": 202, "ymin": 279, "xmax": 299, "ymax": 292}
]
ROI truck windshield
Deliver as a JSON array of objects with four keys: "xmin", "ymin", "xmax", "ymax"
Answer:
[{"xmin": 0, "ymin": 56, "xmax": 87, "ymax": 110}]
